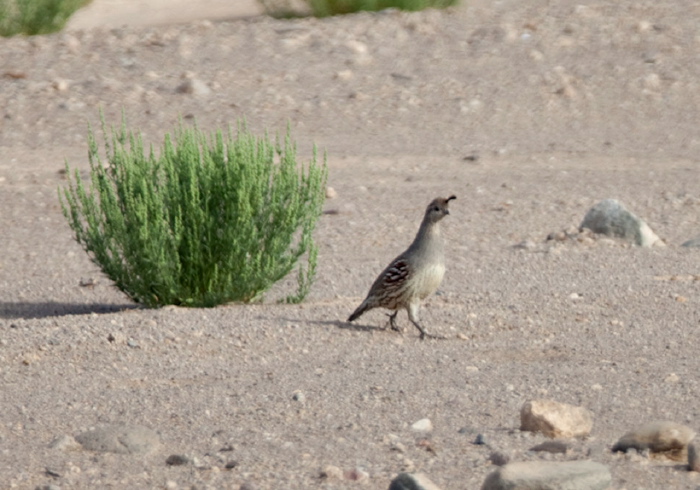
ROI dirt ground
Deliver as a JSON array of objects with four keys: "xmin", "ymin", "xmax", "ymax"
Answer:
[{"xmin": 1, "ymin": 0, "xmax": 700, "ymax": 488}]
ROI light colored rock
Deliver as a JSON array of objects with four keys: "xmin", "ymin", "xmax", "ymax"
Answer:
[
  {"xmin": 411, "ymin": 418, "xmax": 433, "ymax": 432},
  {"xmin": 520, "ymin": 399, "xmax": 593, "ymax": 438},
  {"xmin": 481, "ymin": 460, "xmax": 612, "ymax": 490},
  {"xmin": 612, "ymin": 420, "xmax": 695, "ymax": 461},
  {"xmin": 325, "ymin": 186, "xmax": 337, "ymax": 199},
  {"xmin": 75, "ymin": 424, "xmax": 161, "ymax": 454},
  {"xmin": 49, "ymin": 435, "xmax": 81, "ymax": 451},
  {"xmin": 320, "ymin": 465, "xmax": 343, "ymax": 479},
  {"xmin": 580, "ymin": 199, "xmax": 661, "ymax": 247},
  {"xmin": 176, "ymin": 78, "xmax": 211, "ymax": 96},
  {"xmin": 389, "ymin": 472, "xmax": 442, "ymax": 490}
]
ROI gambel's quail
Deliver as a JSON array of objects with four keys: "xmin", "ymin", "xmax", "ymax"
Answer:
[{"xmin": 348, "ymin": 195, "xmax": 456, "ymax": 339}]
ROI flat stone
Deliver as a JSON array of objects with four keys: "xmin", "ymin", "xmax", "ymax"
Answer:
[
  {"xmin": 75, "ymin": 424, "xmax": 161, "ymax": 454},
  {"xmin": 580, "ymin": 198, "xmax": 661, "ymax": 247},
  {"xmin": 681, "ymin": 235, "xmax": 700, "ymax": 247},
  {"xmin": 389, "ymin": 472, "xmax": 442, "ymax": 490},
  {"xmin": 612, "ymin": 420, "xmax": 695, "ymax": 461},
  {"xmin": 481, "ymin": 460, "xmax": 612, "ymax": 490},
  {"xmin": 529, "ymin": 440, "xmax": 570, "ymax": 454},
  {"xmin": 520, "ymin": 399, "xmax": 593, "ymax": 438}
]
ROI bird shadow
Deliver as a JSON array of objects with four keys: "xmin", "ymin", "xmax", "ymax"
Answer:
[
  {"xmin": 304, "ymin": 318, "xmax": 391, "ymax": 334},
  {"xmin": 0, "ymin": 301, "xmax": 138, "ymax": 320}
]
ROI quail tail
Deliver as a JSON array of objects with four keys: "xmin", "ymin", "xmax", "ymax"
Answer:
[{"xmin": 348, "ymin": 301, "xmax": 369, "ymax": 322}]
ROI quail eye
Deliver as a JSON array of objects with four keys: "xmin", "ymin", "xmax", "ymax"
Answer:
[{"xmin": 433, "ymin": 206, "xmax": 440, "ymax": 212}]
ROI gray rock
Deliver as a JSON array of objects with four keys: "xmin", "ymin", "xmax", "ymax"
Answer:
[
  {"xmin": 75, "ymin": 424, "xmax": 160, "ymax": 454},
  {"xmin": 520, "ymin": 399, "xmax": 593, "ymax": 438},
  {"xmin": 389, "ymin": 472, "xmax": 442, "ymax": 490},
  {"xmin": 688, "ymin": 443, "xmax": 700, "ymax": 471},
  {"xmin": 165, "ymin": 454, "xmax": 190, "ymax": 466},
  {"xmin": 681, "ymin": 235, "xmax": 700, "ymax": 247},
  {"xmin": 612, "ymin": 420, "xmax": 695, "ymax": 461},
  {"xmin": 489, "ymin": 451, "xmax": 511, "ymax": 466},
  {"xmin": 481, "ymin": 460, "xmax": 612, "ymax": 490},
  {"xmin": 529, "ymin": 440, "xmax": 570, "ymax": 454},
  {"xmin": 580, "ymin": 199, "xmax": 661, "ymax": 247}
]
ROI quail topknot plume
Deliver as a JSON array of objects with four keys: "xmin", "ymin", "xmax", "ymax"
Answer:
[{"xmin": 347, "ymin": 195, "xmax": 456, "ymax": 339}]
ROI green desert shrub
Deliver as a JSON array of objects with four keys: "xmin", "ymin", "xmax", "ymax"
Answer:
[
  {"xmin": 0, "ymin": 0, "xmax": 90, "ymax": 36},
  {"xmin": 260, "ymin": 0, "xmax": 457, "ymax": 18},
  {"xmin": 60, "ymin": 117, "xmax": 327, "ymax": 307}
]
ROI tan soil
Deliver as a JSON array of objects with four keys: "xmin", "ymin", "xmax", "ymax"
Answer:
[{"xmin": 1, "ymin": 0, "xmax": 700, "ymax": 488}]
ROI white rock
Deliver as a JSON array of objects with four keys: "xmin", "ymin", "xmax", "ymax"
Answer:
[
  {"xmin": 520, "ymin": 399, "xmax": 593, "ymax": 438},
  {"xmin": 411, "ymin": 418, "xmax": 433, "ymax": 433}
]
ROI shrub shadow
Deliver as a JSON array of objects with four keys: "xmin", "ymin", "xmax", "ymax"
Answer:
[{"xmin": 0, "ymin": 302, "xmax": 137, "ymax": 320}]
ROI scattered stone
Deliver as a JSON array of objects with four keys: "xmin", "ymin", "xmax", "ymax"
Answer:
[
  {"xmin": 390, "ymin": 441, "xmax": 407, "ymax": 453},
  {"xmin": 165, "ymin": 454, "xmax": 190, "ymax": 466},
  {"xmin": 520, "ymin": 399, "xmax": 593, "ymax": 438},
  {"xmin": 36, "ymin": 485, "xmax": 61, "ymax": 490},
  {"xmin": 389, "ymin": 472, "xmax": 442, "ymax": 490},
  {"xmin": 325, "ymin": 186, "xmax": 337, "ymax": 199},
  {"xmin": 52, "ymin": 79, "xmax": 70, "ymax": 92},
  {"xmin": 474, "ymin": 434, "xmax": 487, "ymax": 445},
  {"xmin": 3, "ymin": 70, "xmax": 27, "ymax": 79},
  {"xmin": 79, "ymin": 277, "xmax": 97, "ymax": 287},
  {"xmin": 292, "ymin": 390, "xmax": 305, "ymax": 402},
  {"xmin": 176, "ymin": 77, "xmax": 211, "ymax": 96},
  {"xmin": 681, "ymin": 235, "xmax": 700, "ymax": 247},
  {"xmin": 320, "ymin": 464, "xmax": 343, "ymax": 480},
  {"xmin": 580, "ymin": 199, "xmax": 662, "ymax": 247},
  {"xmin": 529, "ymin": 440, "xmax": 570, "ymax": 454},
  {"xmin": 345, "ymin": 467, "xmax": 369, "ymax": 482},
  {"xmin": 481, "ymin": 460, "xmax": 612, "ymax": 490},
  {"xmin": 107, "ymin": 332, "xmax": 125, "ymax": 344},
  {"xmin": 489, "ymin": 451, "xmax": 510, "ymax": 466},
  {"xmin": 49, "ymin": 435, "xmax": 81, "ymax": 451},
  {"xmin": 688, "ymin": 443, "xmax": 700, "ymax": 471},
  {"xmin": 75, "ymin": 424, "xmax": 161, "ymax": 454},
  {"xmin": 514, "ymin": 240, "xmax": 537, "ymax": 250},
  {"xmin": 225, "ymin": 460, "xmax": 238, "ymax": 470},
  {"xmin": 411, "ymin": 418, "xmax": 433, "ymax": 433},
  {"xmin": 335, "ymin": 70, "xmax": 353, "ymax": 81},
  {"xmin": 612, "ymin": 420, "xmax": 695, "ymax": 461}
]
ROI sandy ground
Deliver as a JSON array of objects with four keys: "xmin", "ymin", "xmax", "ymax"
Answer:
[{"xmin": 2, "ymin": 0, "xmax": 700, "ymax": 488}]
